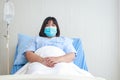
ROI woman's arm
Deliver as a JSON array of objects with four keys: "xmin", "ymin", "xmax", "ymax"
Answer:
[
  {"xmin": 25, "ymin": 51, "xmax": 75, "ymax": 67},
  {"xmin": 25, "ymin": 51, "xmax": 44, "ymax": 63},
  {"xmin": 46, "ymin": 52, "xmax": 75, "ymax": 67},
  {"xmin": 58, "ymin": 52, "xmax": 75, "ymax": 63},
  {"xmin": 25, "ymin": 51, "xmax": 51, "ymax": 67}
]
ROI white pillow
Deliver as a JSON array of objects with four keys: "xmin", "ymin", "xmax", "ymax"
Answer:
[{"xmin": 35, "ymin": 46, "xmax": 65, "ymax": 58}]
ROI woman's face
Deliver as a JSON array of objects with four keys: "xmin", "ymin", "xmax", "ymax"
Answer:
[
  {"xmin": 46, "ymin": 20, "xmax": 56, "ymax": 27},
  {"xmin": 44, "ymin": 20, "xmax": 57, "ymax": 37}
]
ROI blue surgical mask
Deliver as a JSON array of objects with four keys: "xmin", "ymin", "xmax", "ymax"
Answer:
[{"xmin": 44, "ymin": 26, "xmax": 57, "ymax": 37}]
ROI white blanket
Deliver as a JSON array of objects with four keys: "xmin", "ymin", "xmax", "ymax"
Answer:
[{"xmin": 15, "ymin": 46, "xmax": 94, "ymax": 78}]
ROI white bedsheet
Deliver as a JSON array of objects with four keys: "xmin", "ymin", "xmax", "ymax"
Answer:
[
  {"xmin": 15, "ymin": 46, "xmax": 93, "ymax": 77},
  {"xmin": 15, "ymin": 62, "xmax": 94, "ymax": 77},
  {"xmin": 11, "ymin": 46, "xmax": 106, "ymax": 80},
  {"xmin": 0, "ymin": 75, "xmax": 106, "ymax": 80}
]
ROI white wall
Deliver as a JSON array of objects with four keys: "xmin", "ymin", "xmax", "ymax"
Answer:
[
  {"xmin": 0, "ymin": 0, "xmax": 119, "ymax": 80},
  {"xmin": 0, "ymin": 0, "xmax": 2, "ymax": 75},
  {"xmin": 118, "ymin": 0, "xmax": 120, "ymax": 79}
]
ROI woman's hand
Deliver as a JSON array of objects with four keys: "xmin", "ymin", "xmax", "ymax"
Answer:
[
  {"xmin": 26, "ymin": 51, "xmax": 75, "ymax": 68},
  {"xmin": 40, "ymin": 58, "xmax": 53, "ymax": 67},
  {"xmin": 40, "ymin": 57, "xmax": 58, "ymax": 67},
  {"xmin": 42, "ymin": 53, "xmax": 75, "ymax": 67},
  {"xmin": 45, "ymin": 57, "xmax": 60, "ymax": 67},
  {"xmin": 44, "ymin": 52, "xmax": 75, "ymax": 67}
]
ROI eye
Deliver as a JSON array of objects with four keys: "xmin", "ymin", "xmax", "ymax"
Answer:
[
  {"xmin": 52, "ymin": 24, "xmax": 56, "ymax": 26},
  {"xmin": 46, "ymin": 24, "xmax": 48, "ymax": 26}
]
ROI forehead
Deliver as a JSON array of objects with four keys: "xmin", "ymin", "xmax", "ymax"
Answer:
[{"xmin": 47, "ymin": 20, "xmax": 54, "ymax": 24}]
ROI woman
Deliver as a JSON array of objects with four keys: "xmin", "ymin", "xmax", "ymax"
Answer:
[
  {"xmin": 24, "ymin": 17, "xmax": 93, "ymax": 77},
  {"xmin": 25, "ymin": 16, "xmax": 76, "ymax": 68}
]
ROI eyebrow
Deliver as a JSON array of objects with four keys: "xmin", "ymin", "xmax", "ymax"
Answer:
[{"xmin": 46, "ymin": 23, "xmax": 55, "ymax": 25}]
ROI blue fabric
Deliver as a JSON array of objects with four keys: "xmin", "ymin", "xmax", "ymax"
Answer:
[
  {"xmin": 73, "ymin": 38, "xmax": 88, "ymax": 71},
  {"xmin": 25, "ymin": 36, "xmax": 76, "ymax": 55},
  {"xmin": 11, "ymin": 34, "xmax": 88, "ymax": 74},
  {"xmin": 14, "ymin": 34, "xmax": 34, "ymax": 65}
]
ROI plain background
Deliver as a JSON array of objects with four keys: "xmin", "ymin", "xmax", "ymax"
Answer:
[{"xmin": 0, "ymin": 0, "xmax": 120, "ymax": 80}]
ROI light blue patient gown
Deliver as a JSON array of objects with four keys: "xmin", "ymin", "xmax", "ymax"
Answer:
[
  {"xmin": 11, "ymin": 36, "xmax": 88, "ymax": 74},
  {"xmin": 26, "ymin": 36, "xmax": 76, "ymax": 54}
]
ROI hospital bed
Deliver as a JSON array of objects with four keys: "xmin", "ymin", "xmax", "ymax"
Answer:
[
  {"xmin": 0, "ymin": 75, "xmax": 105, "ymax": 80},
  {"xmin": 0, "ymin": 34, "xmax": 106, "ymax": 80}
]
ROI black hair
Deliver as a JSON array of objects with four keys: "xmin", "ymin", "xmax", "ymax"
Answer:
[{"xmin": 39, "ymin": 17, "xmax": 60, "ymax": 37}]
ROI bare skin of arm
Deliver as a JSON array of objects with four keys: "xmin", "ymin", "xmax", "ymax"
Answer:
[
  {"xmin": 25, "ymin": 51, "xmax": 49, "ymax": 67},
  {"xmin": 25, "ymin": 51, "xmax": 75, "ymax": 67},
  {"xmin": 44, "ymin": 52, "xmax": 75, "ymax": 67}
]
